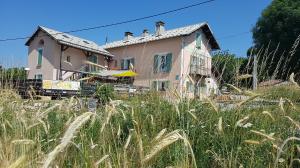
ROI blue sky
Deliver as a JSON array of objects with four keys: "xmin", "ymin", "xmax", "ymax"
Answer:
[{"xmin": 0, "ymin": 0, "xmax": 272, "ymax": 67}]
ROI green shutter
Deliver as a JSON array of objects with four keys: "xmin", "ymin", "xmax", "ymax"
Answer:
[
  {"xmin": 37, "ymin": 48, "xmax": 43, "ymax": 66},
  {"xmin": 153, "ymin": 55, "xmax": 159, "ymax": 73},
  {"xmin": 121, "ymin": 59, "xmax": 124, "ymax": 70},
  {"xmin": 196, "ymin": 33, "xmax": 201, "ymax": 49},
  {"xmin": 166, "ymin": 53, "xmax": 172, "ymax": 72}
]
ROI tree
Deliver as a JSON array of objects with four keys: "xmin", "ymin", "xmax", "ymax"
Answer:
[
  {"xmin": 212, "ymin": 51, "xmax": 248, "ymax": 86},
  {"xmin": 252, "ymin": 0, "xmax": 300, "ymax": 80}
]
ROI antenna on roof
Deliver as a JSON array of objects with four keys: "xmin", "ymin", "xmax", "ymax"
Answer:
[{"xmin": 105, "ymin": 36, "xmax": 108, "ymax": 44}]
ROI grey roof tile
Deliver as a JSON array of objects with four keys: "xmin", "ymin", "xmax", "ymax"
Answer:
[
  {"xmin": 27, "ymin": 26, "xmax": 113, "ymax": 57},
  {"xmin": 101, "ymin": 22, "xmax": 208, "ymax": 49}
]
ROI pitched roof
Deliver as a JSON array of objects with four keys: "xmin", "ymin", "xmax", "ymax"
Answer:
[
  {"xmin": 25, "ymin": 26, "xmax": 113, "ymax": 57},
  {"xmin": 101, "ymin": 22, "xmax": 220, "ymax": 50}
]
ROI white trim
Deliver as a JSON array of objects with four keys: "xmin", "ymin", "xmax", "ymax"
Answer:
[{"xmin": 180, "ymin": 36, "xmax": 186, "ymax": 97}]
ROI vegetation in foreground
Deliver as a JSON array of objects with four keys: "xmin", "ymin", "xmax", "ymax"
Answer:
[{"xmin": 1, "ymin": 87, "xmax": 300, "ymax": 168}]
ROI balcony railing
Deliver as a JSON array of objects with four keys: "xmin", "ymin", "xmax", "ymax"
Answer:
[{"xmin": 190, "ymin": 64, "xmax": 211, "ymax": 76}]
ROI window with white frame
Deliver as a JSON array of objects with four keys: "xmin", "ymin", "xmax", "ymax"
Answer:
[
  {"xmin": 152, "ymin": 80, "xmax": 170, "ymax": 91},
  {"xmin": 121, "ymin": 58, "xmax": 134, "ymax": 70},
  {"xmin": 34, "ymin": 74, "xmax": 43, "ymax": 80}
]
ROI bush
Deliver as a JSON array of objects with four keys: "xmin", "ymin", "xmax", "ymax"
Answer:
[{"xmin": 95, "ymin": 84, "xmax": 115, "ymax": 104}]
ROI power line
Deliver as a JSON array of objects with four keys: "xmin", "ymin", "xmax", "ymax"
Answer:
[{"xmin": 0, "ymin": 0, "xmax": 216, "ymax": 42}]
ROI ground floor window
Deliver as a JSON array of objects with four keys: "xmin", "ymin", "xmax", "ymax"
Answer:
[
  {"xmin": 34, "ymin": 74, "xmax": 43, "ymax": 80},
  {"xmin": 152, "ymin": 80, "xmax": 170, "ymax": 91}
]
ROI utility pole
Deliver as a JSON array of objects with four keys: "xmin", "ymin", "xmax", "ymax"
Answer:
[{"xmin": 253, "ymin": 54, "xmax": 258, "ymax": 90}]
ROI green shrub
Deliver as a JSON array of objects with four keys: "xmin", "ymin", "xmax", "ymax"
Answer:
[{"xmin": 95, "ymin": 84, "xmax": 115, "ymax": 104}]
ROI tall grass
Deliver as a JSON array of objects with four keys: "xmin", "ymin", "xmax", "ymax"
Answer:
[{"xmin": 0, "ymin": 89, "xmax": 300, "ymax": 167}]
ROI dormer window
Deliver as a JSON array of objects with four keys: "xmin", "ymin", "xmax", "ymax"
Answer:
[
  {"xmin": 62, "ymin": 34, "xmax": 69, "ymax": 38},
  {"xmin": 83, "ymin": 40, "xmax": 90, "ymax": 44}
]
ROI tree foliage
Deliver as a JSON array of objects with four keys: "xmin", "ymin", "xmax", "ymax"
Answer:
[
  {"xmin": 0, "ymin": 67, "xmax": 27, "ymax": 81},
  {"xmin": 212, "ymin": 51, "xmax": 248, "ymax": 85},
  {"xmin": 252, "ymin": 0, "xmax": 300, "ymax": 79}
]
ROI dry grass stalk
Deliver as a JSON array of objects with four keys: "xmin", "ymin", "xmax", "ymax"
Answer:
[
  {"xmin": 250, "ymin": 130, "xmax": 276, "ymax": 141},
  {"xmin": 204, "ymin": 97, "xmax": 219, "ymax": 113},
  {"xmin": 94, "ymin": 155, "xmax": 109, "ymax": 166},
  {"xmin": 218, "ymin": 117, "xmax": 223, "ymax": 133},
  {"xmin": 142, "ymin": 130, "xmax": 181, "ymax": 164},
  {"xmin": 237, "ymin": 94, "xmax": 260, "ymax": 107},
  {"xmin": 274, "ymin": 137, "xmax": 300, "ymax": 168},
  {"xmin": 11, "ymin": 139, "xmax": 35, "ymax": 145},
  {"xmin": 284, "ymin": 116, "xmax": 300, "ymax": 130},
  {"xmin": 153, "ymin": 128, "xmax": 167, "ymax": 142},
  {"xmin": 262, "ymin": 111, "xmax": 275, "ymax": 121},
  {"xmin": 244, "ymin": 140, "xmax": 261, "ymax": 145},
  {"xmin": 226, "ymin": 84, "xmax": 242, "ymax": 94},
  {"xmin": 279, "ymin": 97, "xmax": 285, "ymax": 113},
  {"xmin": 8, "ymin": 155, "xmax": 26, "ymax": 168},
  {"xmin": 284, "ymin": 98, "xmax": 296, "ymax": 110},
  {"xmin": 236, "ymin": 115, "xmax": 250, "ymax": 127},
  {"xmin": 42, "ymin": 112, "xmax": 94, "ymax": 168},
  {"xmin": 187, "ymin": 109, "xmax": 198, "ymax": 121}
]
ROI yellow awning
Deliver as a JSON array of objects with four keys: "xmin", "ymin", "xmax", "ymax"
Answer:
[{"xmin": 112, "ymin": 70, "xmax": 137, "ymax": 77}]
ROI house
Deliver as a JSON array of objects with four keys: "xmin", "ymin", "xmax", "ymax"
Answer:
[
  {"xmin": 25, "ymin": 26, "xmax": 114, "ymax": 80},
  {"xmin": 25, "ymin": 21, "xmax": 220, "ymax": 97},
  {"xmin": 102, "ymin": 21, "xmax": 220, "ymax": 96}
]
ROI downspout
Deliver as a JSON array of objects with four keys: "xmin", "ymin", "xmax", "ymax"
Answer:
[
  {"xmin": 180, "ymin": 36, "xmax": 186, "ymax": 98},
  {"xmin": 59, "ymin": 45, "xmax": 63, "ymax": 80}
]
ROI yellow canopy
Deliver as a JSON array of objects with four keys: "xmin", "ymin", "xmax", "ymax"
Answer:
[{"xmin": 112, "ymin": 70, "xmax": 137, "ymax": 77}]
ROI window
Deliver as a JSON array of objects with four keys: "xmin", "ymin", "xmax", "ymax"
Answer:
[
  {"xmin": 37, "ymin": 48, "xmax": 43, "ymax": 67},
  {"xmin": 114, "ymin": 60, "xmax": 118, "ymax": 67},
  {"xmin": 196, "ymin": 32, "xmax": 201, "ymax": 49},
  {"xmin": 66, "ymin": 56, "xmax": 71, "ymax": 63},
  {"xmin": 87, "ymin": 55, "xmax": 98, "ymax": 72},
  {"xmin": 34, "ymin": 74, "xmax": 43, "ymax": 80},
  {"xmin": 121, "ymin": 58, "xmax": 134, "ymax": 70},
  {"xmin": 153, "ymin": 53, "xmax": 172, "ymax": 73},
  {"xmin": 152, "ymin": 80, "xmax": 170, "ymax": 91},
  {"xmin": 83, "ymin": 40, "xmax": 90, "ymax": 44},
  {"xmin": 62, "ymin": 34, "xmax": 69, "ymax": 38}
]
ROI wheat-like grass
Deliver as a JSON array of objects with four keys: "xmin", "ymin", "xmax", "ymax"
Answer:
[
  {"xmin": 7, "ymin": 155, "xmax": 26, "ymax": 168},
  {"xmin": 279, "ymin": 97, "xmax": 285, "ymax": 113},
  {"xmin": 142, "ymin": 130, "xmax": 181, "ymax": 164},
  {"xmin": 11, "ymin": 139, "xmax": 34, "ymax": 145},
  {"xmin": 274, "ymin": 137, "xmax": 300, "ymax": 168},
  {"xmin": 204, "ymin": 97, "xmax": 219, "ymax": 113},
  {"xmin": 153, "ymin": 128, "xmax": 167, "ymax": 142},
  {"xmin": 284, "ymin": 116, "xmax": 300, "ymax": 130},
  {"xmin": 94, "ymin": 155, "xmax": 109, "ymax": 166},
  {"xmin": 244, "ymin": 140, "xmax": 261, "ymax": 145},
  {"xmin": 42, "ymin": 112, "xmax": 94, "ymax": 168},
  {"xmin": 218, "ymin": 117, "xmax": 223, "ymax": 133},
  {"xmin": 262, "ymin": 111, "xmax": 275, "ymax": 121},
  {"xmin": 237, "ymin": 94, "xmax": 260, "ymax": 107},
  {"xmin": 236, "ymin": 115, "xmax": 250, "ymax": 127},
  {"xmin": 250, "ymin": 130, "xmax": 276, "ymax": 141}
]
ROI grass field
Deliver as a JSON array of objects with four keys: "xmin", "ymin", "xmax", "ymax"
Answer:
[{"xmin": 0, "ymin": 86, "xmax": 300, "ymax": 168}]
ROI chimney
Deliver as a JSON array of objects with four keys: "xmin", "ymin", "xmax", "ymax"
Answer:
[
  {"xmin": 142, "ymin": 29, "xmax": 149, "ymax": 37},
  {"xmin": 155, "ymin": 21, "xmax": 165, "ymax": 36},
  {"xmin": 124, "ymin": 32, "xmax": 133, "ymax": 41}
]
